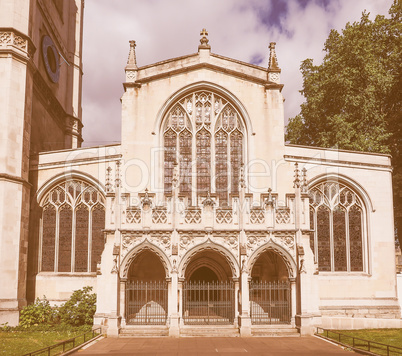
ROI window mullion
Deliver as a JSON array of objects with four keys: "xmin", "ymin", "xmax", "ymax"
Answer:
[
  {"xmin": 55, "ymin": 207, "xmax": 60, "ymax": 272},
  {"xmin": 38, "ymin": 215, "xmax": 43, "ymax": 272},
  {"xmin": 191, "ymin": 132, "xmax": 196, "ymax": 205},
  {"xmin": 226, "ymin": 131, "xmax": 230, "ymax": 205},
  {"xmin": 345, "ymin": 207, "xmax": 351, "ymax": 272},
  {"xmin": 71, "ymin": 207, "xmax": 76, "ymax": 272},
  {"xmin": 314, "ymin": 208, "xmax": 318, "ymax": 263},
  {"xmin": 88, "ymin": 206, "xmax": 93, "ymax": 272},
  {"xmin": 330, "ymin": 208, "xmax": 335, "ymax": 272}
]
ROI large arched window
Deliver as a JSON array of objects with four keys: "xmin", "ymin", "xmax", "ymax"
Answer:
[
  {"xmin": 40, "ymin": 180, "xmax": 105, "ymax": 273},
  {"xmin": 309, "ymin": 181, "xmax": 365, "ymax": 272},
  {"xmin": 163, "ymin": 90, "xmax": 245, "ymax": 206}
]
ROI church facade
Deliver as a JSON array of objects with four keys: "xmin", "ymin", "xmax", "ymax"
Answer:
[{"xmin": 0, "ymin": 1, "xmax": 400, "ymax": 337}]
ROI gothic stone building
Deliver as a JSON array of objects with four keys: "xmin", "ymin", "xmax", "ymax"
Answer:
[{"xmin": 0, "ymin": 3, "xmax": 400, "ymax": 336}]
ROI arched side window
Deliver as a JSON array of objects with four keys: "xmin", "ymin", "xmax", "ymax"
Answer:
[
  {"xmin": 40, "ymin": 180, "xmax": 106, "ymax": 273},
  {"xmin": 309, "ymin": 181, "xmax": 365, "ymax": 272},
  {"xmin": 163, "ymin": 90, "xmax": 245, "ymax": 206}
]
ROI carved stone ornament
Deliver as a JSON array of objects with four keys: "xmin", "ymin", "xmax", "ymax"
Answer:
[
  {"xmin": 268, "ymin": 72, "xmax": 280, "ymax": 83},
  {"xmin": 199, "ymin": 28, "xmax": 211, "ymax": 49},
  {"xmin": 171, "ymin": 259, "xmax": 178, "ymax": 273},
  {"xmin": 264, "ymin": 188, "xmax": 275, "ymax": 208},
  {"xmin": 293, "ymin": 162, "xmax": 301, "ymax": 189},
  {"xmin": 202, "ymin": 192, "xmax": 215, "ymax": 207},
  {"xmin": 111, "ymin": 256, "xmax": 119, "ymax": 274},
  {"xmin": 246, "ymin": 232, "xmax": 267, "ymax": 253},
  {"xmin": 105, "ymin": 166, "xmax": 113, "ymax": 193},
  {"xmin": 141, "ymin": 188, "xmax": 152, "ymax": 209},
  {"xmin": 273, "ymin": 233, "xmax": 295, "ymax": 254}
]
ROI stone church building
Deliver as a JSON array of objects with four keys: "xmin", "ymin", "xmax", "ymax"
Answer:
[{"xmin": 1, "ymin": 0, "xmax": 400, "ymax": 337}]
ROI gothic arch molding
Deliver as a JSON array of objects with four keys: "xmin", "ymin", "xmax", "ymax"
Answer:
[
  {"xmin": 185, "ymin": 256, "xmax": 230, "ymax": 282},
  {"xmin": 179, "ymin": 239, "xmax": 240, "ymax": 279},
  {"xmin": 308, "ymin": 173, "xmax": 374, "ymax": 213},
  {"xmin": 308, "ymin": 173, "xmax": 370, "ymax": 273},
  {"xmin": 36, "ymin": 170, "xmax": 106, "ymax": 206},
  {"xmin": 154, "ymin": 81, "xmax": 254, "ymax": 136},
  {"xmin": 247, "ymin": 240, "xmax": 297, "ymax": 279},
  {"xmin": 120, "ymin": 239, "xmax": 172, "ymax": 279}
]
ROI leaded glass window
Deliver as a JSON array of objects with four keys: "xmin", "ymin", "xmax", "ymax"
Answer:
[
  {"xmin": 163, "ymin": 90, "xmax": 245, "ymax": 206},
  {"xmin": 309, "ymin": 182, "xmax": 365, "ymax": 272},
  {"xmin": 40, "ymin": 180, "xmax": 105, "ymax": 273},
  {"xmin": 196, "ymin": 128, "xmax": 211, "ymax": 195}
]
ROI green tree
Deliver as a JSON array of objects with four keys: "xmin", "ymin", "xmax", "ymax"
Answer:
[
  {"xmin": 286, "ymin": 0, "xmax": 402, "ymax": 242},
  {"xmin": 58, "ymin": 286, "xmax": 96, "ymax": 326},
  {"xmin": 19, "ymin": 297, "xmax": 58, "ymax": 328}
]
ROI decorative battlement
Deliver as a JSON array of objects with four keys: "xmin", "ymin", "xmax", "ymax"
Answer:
[{"xmin": 113, "ymin": 189, "xmax": 310, "ymax": 232}]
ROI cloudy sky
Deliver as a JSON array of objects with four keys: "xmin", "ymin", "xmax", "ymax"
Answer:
[{"xmin": 81, "ymin": 0, "xmax": 393, "ymax": 147}]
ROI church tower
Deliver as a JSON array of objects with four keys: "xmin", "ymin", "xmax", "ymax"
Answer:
[{"xmin": 0, "ymin": 0, "xmax": 84, "ymax": 325}]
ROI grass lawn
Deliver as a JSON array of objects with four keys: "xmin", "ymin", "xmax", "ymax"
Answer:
[
  {"xmin": 321, "ymin": 329, "xmax": 402, "ymax": 356},
  {"xmin": 0, "ymin": 326, "xmax": 94, "ymax": 356}
]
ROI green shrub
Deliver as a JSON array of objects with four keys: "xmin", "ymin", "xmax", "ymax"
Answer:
[
  {"xmin": 58, "ymin": 286, "xmax": 96, "ymax": 326},
  {"xmin": 19, "ymin": 297, "xmax": 57, "ymax": 328}
]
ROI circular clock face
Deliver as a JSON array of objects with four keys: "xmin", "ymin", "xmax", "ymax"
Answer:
[{"xmin": 42, "ymin": 35, "xmax": 60, "ymax": 83}]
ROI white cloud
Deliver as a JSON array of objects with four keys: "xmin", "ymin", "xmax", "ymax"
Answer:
[{"xmin": 81, "ymin": 0, "xmax": 394, "ymax": 146}]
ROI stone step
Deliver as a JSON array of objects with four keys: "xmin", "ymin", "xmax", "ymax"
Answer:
[
  {"xmin": 251, "ymin": 325, "xmax": 300, "ymax": 337},
  {"xmin": 119, "ymin": 326, "xmax": 169, "ymax": 337},
  {"xmin": 180, "ymin": 325, "xmax": 240, "ymax": 337}
]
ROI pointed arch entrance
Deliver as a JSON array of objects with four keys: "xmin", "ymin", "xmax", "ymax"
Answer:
[
  {"xmin": 249, "ymin": 249, "xmax": 292, "ymax": 325},
  {"xmin": 125, "ymin": 250, "xmax": 168, "ymax": 325},
  {"xmin": 181, "ymin": 248, "xmax": 236, "ymax": 325}
]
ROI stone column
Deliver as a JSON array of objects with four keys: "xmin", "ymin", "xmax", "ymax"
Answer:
[
  {"xmin": 178, "ymin": 278, "xmax": 184, "ymax": 326},
  {"xmin": 290, "ymin": 277, "xmax": 296, "ymax": 327},
  {"xmin": 168, "ymin": 266, "xmax": 179, "ymax": 336},
  {"xmin": 239, "ymin": 259, "xmax": 251, "ymax": 336},
  {"xmin": 119, "ymin": 278, "xmax": 127, "ymax": 328},
  {"xmin": 107, "ymin": 269, "xmax": 121, "ymax": 337},
  {"xmin": 234, "ymin": 278, "xmax": 239, "ymax": 328}
]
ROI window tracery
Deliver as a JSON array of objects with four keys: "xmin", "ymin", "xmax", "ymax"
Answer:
[
  {"xmin": 163, "ymin": 90, "xmax": 244, "ymax": 206},
  {"xmin": 40, "ymin": 180, "xmax": 105, "ymax": 273},
  {"xmin": 309, "ymin": 182, "xmax": 365, "ymax": 272}
]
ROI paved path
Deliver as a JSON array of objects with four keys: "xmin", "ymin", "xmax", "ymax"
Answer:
[{"xmin": 75, "ymin": 336, "xmax": 353, "ymax": 355}]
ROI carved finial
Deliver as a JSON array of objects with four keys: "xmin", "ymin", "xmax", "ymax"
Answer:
[
  {"xmin": 239, "ymin": 163, "xmax": 246, "ymax": 189},
  {"xmin": 293, "ymin": 162, "xmax": 301, "ymax": 189},
  {"xmin": 126, "ymin": 40, "xmax": 138, "ymax": 83},
  {"xmin": 301, "ymin": 167, "xmax": 308, "ymax": 193},
  {"xmin": 202, "ymin": 192, "xmax": 215, "ymax": 207},
  {"xmin": 115, "ymin": 160, "xmax": 121, "ymax": 188},
  {"xmin": 199, "ymin": 28, "xmax": 211, "ymax": 50},
  {"xmin": 141, "ymin": 188, "xmax": 152, "ymax": 209},
  {"xmin": 268, "ymin": 42, "xmax": 279, "ymax": 70},
  {"xmin": 267, "ymin": 42, "xmax": 281, "ymax": 83},
  {"xmin": 105, "ymin": 166, "xmax": 113, "ymax": 193},
  {"xmin": 265, "ymin": 188, "xmax": 275, "ymax": 208},
  {"xmin": 127, "ymin": 40, "xmax": 137, "ymax": 69}
]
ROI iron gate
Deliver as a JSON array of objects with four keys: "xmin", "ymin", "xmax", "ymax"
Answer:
[
  {"xmin": 182, "ymin": 281, "xmax": 235, "ymax": 325},
  {"xmin": 249, "ymin": 280, "xmax": 291, "ymax": 325},
  {"xmin": 125, "ymin": 280, "xmax": 168, "ymax": 325}
]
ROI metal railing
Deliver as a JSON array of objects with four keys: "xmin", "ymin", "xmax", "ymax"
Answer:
[
  {"xmin": 183, "ymin": 281, "xmax": 235, "ymax": 325},
  {"xmin": 125, "ymin": 280, "xmax": 168, "ymax": 325},
  {"xmin": 250, "ymin": 281, "xmax": 291, "ymax": 325},
  {"xmin": 22, "ymin": 327, "xmax": 101, "ymax": 356},
  {"xmin": 316, "ymin": 327, "xmax": 402, "ymax": 356}
]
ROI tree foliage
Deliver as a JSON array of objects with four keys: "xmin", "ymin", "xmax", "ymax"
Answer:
[
  {"xmin": 19, "ymin": 297, "xmax": 57, "ymax": 328},
  {"xmin": 58, "ymin": 286, "xmax": 96, "ymax": 326},
  {"xmin": 286, "ymin": 0, "xmax": 402, "ymax": 241},
  {"xmin": 18, "ymin": 287, "xmax": 96, "ymax": 328}
]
